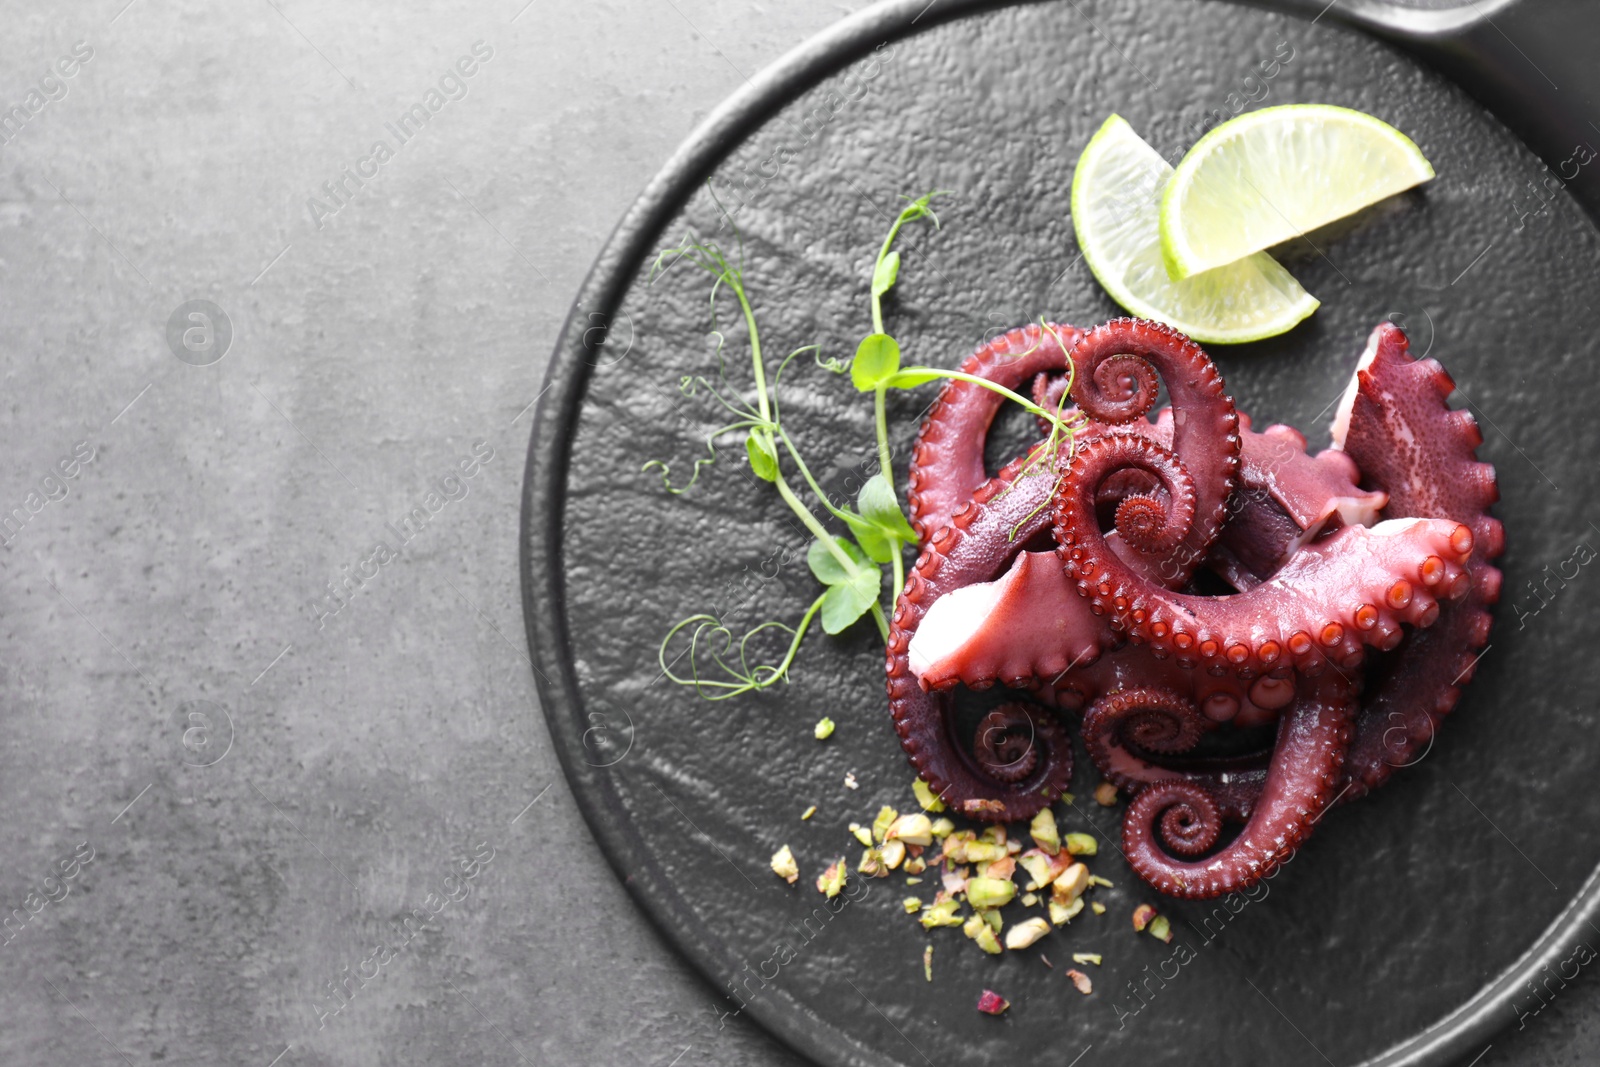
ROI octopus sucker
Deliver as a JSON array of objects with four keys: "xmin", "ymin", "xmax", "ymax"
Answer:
[{"xmin": 887, "ymin": 318, "xmax": 1500, "ymax": 898}]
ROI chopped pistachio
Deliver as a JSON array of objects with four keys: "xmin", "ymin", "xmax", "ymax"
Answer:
[
  {"xmin": 903, "ymin": 897, "xmax": 923, "ymax": 914},
  {"xmin": 964, "ymin": 841, "xmax": 1004, "ymax": 863},
  {"xmin": 816, "ymin": 858, "xmax": 847, "ymax": 899},
  {"xmin": 770, "ymin": 845, "xmax": 799, "ymax": 884},
  {"xmin": 1093, "ymin": 781, "xmax": 1119, "ymax": 806},
  {"xmin": 982, "ymin": 908, "xmax": 1003, "ymax": 933},
  {"xmin": 1018, "ymin": 853, "xmax": 1056, "ymax": 892},
  {"xmin": 858, "ymin": 847, "xmax": 888, "ymax": 878},
  {"xmin": 800, "ymin": 805, "xmax": 817, "ymax": 821},
  {"xmin": 1005, "ymin": 838, "xmax": 1022, "ymax": 855},
  {"xmin": 906, "ymin": 876, "xmax": 923, "ymax": 885},
  {"xmin": 903, "ymin": 855, "xmax": 927, "ymax": 876},
  {"xmin": 1004, "ymin": 916, "xmax": 1052, "ymax": 950},
  {"xmin": 885, "ymin": 813, "xmax": 933, "ymax": 846},
  {"xmin": 1063, "ymin": 832, "xmax": 1099, "ymax": 857},
  {"xmin": 966, "ymin": 877, "xmax": 1016, "ymax": 909},
  {"xmin": 930, "ymin": 817, "xmax": 956, "ymax": 839},
  {"xmin": 1072, "ymin": 952, "xmax": 1103, "ymax": 967},
  {"xmin": 1090, "ymin": 902, "xmax": 1107, "ymax": 915},
  {"xmin": 976, "ymin": 989, "xmax": 1010, "ymax": 1014},
  {"xmin": 1052, "ymin": 863, "xmax": 1090, "ymax": 906},
  {"xmin": 940, "ymin": 830, "xmax": 973, "ymax": 864},
  {"xmin": 1060, "ymin": 791, "xmax": 1075, "ymax": 805},
  {"xmin": 1030, "ymin": 809, "xmax": 1061, "ymax": 856},
  {"xmin": 1131, "ymin": 904, "xmax": 1158, "ymax": 932},
  {"xmin": 872, "ymin": 806, "xmax": 899, "ymax": 843},
  {"xmin": 964, "ymin": 914, "xmax": 1003, "ymax": 954},
  {"xmin": 814, "ymin": 717, "xmax": 835, "ymax": 740},
  {"xmin": 1021, "ymin": 892, "xmax": 1040, "ymax": 907},
  {"xmin": 1065, "ymin": 968, "xmax": 1093, "ymax": 995},
  {"xmin": 881, "ymin": 839, "xmax": 907, "ymax": 870},
  {"xmin": 1148, "ymin": 915, "xmax": 1173, "ymax": 943},
  {"xmin": 1088, "ymin": 875, "xmax": 1114, "ymax": 888},
  {"xmin": 983, "ymin": 856, "xmax": 1016, "ymax": 881},
  {"xmin": 924, "ymin": 944, "xmax": 934, "ymax": 982},
  {"xmin": 1049, "ymin": 897, "xmax": 1085, "ymax": 925},
  {"xmin": 979, "ymin": 826, "xmax": 1007, "ymax": 848},
  {"xmin": 919, "ymin": 898, "xmax": 962, "ymax": 928},
  {"xmin": 843, "ymin": 771, "xmax": 858, "ymax": 789},
  {"xmin": 912, "ymin": 777, "xmax": 946, "ymax": 813},
  {"xmin": 850, "ymin": 823, "xmax": 873, "ymax": 847}
]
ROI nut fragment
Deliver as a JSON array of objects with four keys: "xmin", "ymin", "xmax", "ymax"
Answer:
[
  {"xmin": 814, "ymin": 717, "xmax": 835, "ymax": 740},
  {"xmin": 930, "ymin": 817, "xmax": 955, "ymax": 838},
  {"xmin": 919, "ymin": 898, "xmax": 963, "ymax": 928},
  {"xmin": 983, "ymin": 856, "xmax": 1016, "ymax": 881},
  {"xmin": 843, "ymin": 771, "xmax": 858, "ymax": 789},
  {"xmin": 924, "ymin": 945, "xmax": 934, "ymax": 982},
  {"xmin": 1093, "ymin": 781, "xmax": 1119, "ymax": 806},
  {"xmin": 881, "ymin": 839, "xmax": 907, "ymax": 870},
  {"xmin": 1071, "ymin": 952, "xmax": 1102, "ymax": 966},
  {"xmin": 885, "ymin": 813, "xmax": 933, "ymax": 846},
  {"xmin": 1065, "ymin": 968, "xmax": 1093, "ymax": 995},
  {"xmin": 1052, "ymin": 863, "xmax": 1090, "ymax": 906},
  {"xmin": 858, "ymin": 847, "xmax": 888, "ymax": 878},
  {"xmin": 913, "ymin": 778, "xmax": 946, "ymax": 813},
  {"xmin": 903, "ymin": 854, "xmax": 927, "ymax": 875},
  {"xmin": 800, "ymin": 805, "xmax": 817, "ymax": 821},
  {"xmin": 976, "ymin": 989, "xmax": 1010, "ymax": 1015},
  {"xmin": 770, "ymin": 845, "xmax": 799, "ymax": 884},
  {"xmin": 849, "ymin": 823, "xmax": 873, "ymax": 847},
  {"xmin": 1049, "ymin": 897, "xmax": 1084, "ymax": 926},
  {"xmin": 1090, "ymin": 902, "xmax": 1106, "ymax": 916},
  {"xmin": 1131, "ymin": 904, "xmax": 1158, "ymax": 932},
  {"xmin": 1147, "ymin": 915, "xmax": 1173, "ymax": 943},
  {"xmin": 1064, "ymin": 832, "xmax": 1099, "ymax": 857},
  {"xmin": 967, "ymin": 877, "xmax": 1016, "ymax": 910},
  {"xmin": 1029, "ymin": 809, "xmax": 1061, "ymax": 856},
  {"xmin": 964, "ymin": 914, "xmax": 1002, "ymax": 954},
  {"xmin": 1018, "ymin": 848, "xmax": 1072, "ymax": 891},
  {"xmin": 903, "ymin": 897, "xmax": 922, "ymax": 914},
  {"xmin": 1004, "ymin": 917, "xmax": 1051, "ymax": 950},
  {"xmin": 872, "ymin": 806, "xmax": 899, "ymax": 843},
  {"xmin": 816, "ymin": 858, "xmax": 847, "ymax": 899}
]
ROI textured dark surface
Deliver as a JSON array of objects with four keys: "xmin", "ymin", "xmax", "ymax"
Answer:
[{"xmin": 531, "ymin": 2, "xmax": 1600, "ymax": 1066}]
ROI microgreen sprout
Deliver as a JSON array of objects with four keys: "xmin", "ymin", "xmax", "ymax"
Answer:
[{"xmin": 650, "ymin": 185, "xmax": 1084, "ymax": 702}]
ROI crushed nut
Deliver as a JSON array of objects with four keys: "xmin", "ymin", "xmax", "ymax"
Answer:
[
  {"xmin": 872, "ymin": 806, "xmax": 898, "ymax": 843},
  {"xmin": 1030, "ymin": 809, "xmax": 1061, "ymax": 856},
  {"xmin": 913, "ymin": 778, "xmax": 946, "ymax": 813},
  {"xmin": 983, "ymin": 856, "xmax": 1016, "ymax": 881},
  {"xmin": 919, "ymin": 898, "xmax": 963, "ymax": 928},
  {"xmin": 885, "ymin": 813, "xmax": 933, "ymax": 846},
  {"xmin": 903, "ymin": 855, "xmax": 927, "ymax": 876},
  {"xmin": 1072, "ymin": 952, "xmax": 1102, "ymax": 966},
  {"xmin": 1088, "ymin": 875, "xmax": 1114, "ymax": 888},
  {"xmin": 1090, "ymin": 902, "xmax": 1106, "ymax": 916},
  {"xmin": 849, "ymin": 823, "xmax": 873, "ymax": 847},
  {"xmin": 814, "ymin": 717, "xmax": 835, "ymax": 740},
  {"xmin": 924, "ymin": 944, "xmax": 934, "ymax": 982},
  {"xmin": 976, "ymin": 989, "xmax": 1009, "ymax": 1015},
  {"xmin": 771, "ymin": 845, "xmax": 799, "ymax": 884},
  {"xmin": 964, "ymin": 914, "xmax": 1002, "ymax": 954},
  {"xmin": 1063, "ymin": 832, "xmax": 1099, "ymax": 857},
  {"xmin": 816, "ymin": 858, "xmax": 847, "ymax": 898},
  {"xmin": 800, "ymin": 805, "xmax": 817, "ymax": 821},
  {"xmin": 881, "ymin": 839, "xmax": 907, "ymax": 870},
  {"xmin": 1065, "ymin": 968, "xmax": 1093, "ymax": 995},
  {"xmin": 1018, "ymin": 848, "xmax": 1072, "ymax": 891},
  {"xmin": 843, "ymin": 771, "xmax": 858, "ymax": 789},
  {"xmin": 1148, "ymin": 915, "xmax": 1173, "ymax": 943},
  {"xmin": 1021, "ymin": 892, "xmax": 1039, "ymax": 907},
  {"xmin": 1131, "ymin": 904, "xmax": 1158, "ymax": 932},
  {"xmin": 858, "ymin": 847, "xmax": 888, "ymax": 878},
  {"xmin": 1052, "ymin": 863, "xmax": 1090, "ymax": 906},
  {"xmin": 1093, "ymin": 781, "xmax": 1119, "ymax": 806},
  {"xmin": 930, "ymin": 817, "xmax": 956, "ymax": 839},
  {"xmin": 1049, "ymin": 897, "xmax": 1085, "ymax": 926},
  {"xmin": 905, "ymin": 876, "xmax": 923, "ymax": 885},
  {"xmin": 903, "ymin": 897, "xmax": 922, "ymax": 914},
  {"xmin": 966, "ymin": 877, "xmax": 1016, "ymax": 910},
  {"xmin": 1004, "ymin": 917, "xmax": 1051, "ymax": 949}
]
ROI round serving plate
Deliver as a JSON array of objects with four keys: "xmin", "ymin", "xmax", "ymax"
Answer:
[{"xmin": 523, "ymin": 2, "xmax": 1600, "ymax": 1064}]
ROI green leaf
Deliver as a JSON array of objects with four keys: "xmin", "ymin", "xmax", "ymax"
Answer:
[
  {"xmin": 885, "ymin": 366, "xmax": 941, "ymax": 389},
  {"xmin": 746, "ymin": 432, "xmax": 778, "ymax": 482},
  {"xmin": 807, "ymin": 536, "xmax": 870, "ymax": 587},
  {"xmin": 857, "ymin": 474, "xmax": 918, "ymax": 544},
  {"xmin": 842, "ymin": 514, "xmax": 895, "ymax": 564},
  {"xmin": 851, "ymin": 333, "xmax": 902, "ymax": 392},
  {"xmin": 871, "ymin": 250, "xmax": 901, "ymax": 299},
  {"xmin": 819, "ymin": 564, "xmax": 882, "ymax": 634}
]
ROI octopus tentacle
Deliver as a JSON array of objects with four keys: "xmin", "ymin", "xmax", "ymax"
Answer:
[
  {"xmin": 1067, "ymin": 319, "xmax": 1241, "ymax": 583},
  {"xmin": 905, "ymin": 322, "xmax": 1082, "ymax": 542},
  {"xmin": 974, "ymin": 704, "xmax": 1044, "ymax": 782},
  {"xmin": 1055, "ymin": 433, "xmax": 1475, "ymax": 676},
  {"xmin": 1330, "ymin": 322, "xmax": 1505, "ymax": 797},
  {"xmin": 1122, "ymin": 671, "xmax": 1357, "ymax": 899},
  {"xmin": 888, "ymin": 455, "xmax": 1088, "ymax": 821}
]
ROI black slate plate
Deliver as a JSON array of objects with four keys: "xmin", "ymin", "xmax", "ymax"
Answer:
[{"xmin": 523, "ymin": 2, "xmax": 1600, "ymax": 1064}]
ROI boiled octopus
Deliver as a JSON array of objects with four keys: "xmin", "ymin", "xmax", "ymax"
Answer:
[{"xmin": 886, "ymin": 318, "xmax": 1501, "ymax": 899}]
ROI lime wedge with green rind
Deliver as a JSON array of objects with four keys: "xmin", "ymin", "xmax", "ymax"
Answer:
[{"xmin": 1071, "ymin": 114, "xmax": 1318, "ymax": 345}]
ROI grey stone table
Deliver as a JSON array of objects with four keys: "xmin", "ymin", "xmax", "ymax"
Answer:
[{"xmin": 0, "ymin": 2, "xmax": 1591, "ymax": 1065}]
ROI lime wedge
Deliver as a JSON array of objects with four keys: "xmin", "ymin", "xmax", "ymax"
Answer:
[
  {"xmin": 1071, "ymin": 114, "xmax": 1319, "ymax": 345},
  {"xmin": 1159, "ymin": 104, "xmax": 1434, "ymax": 279}
]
